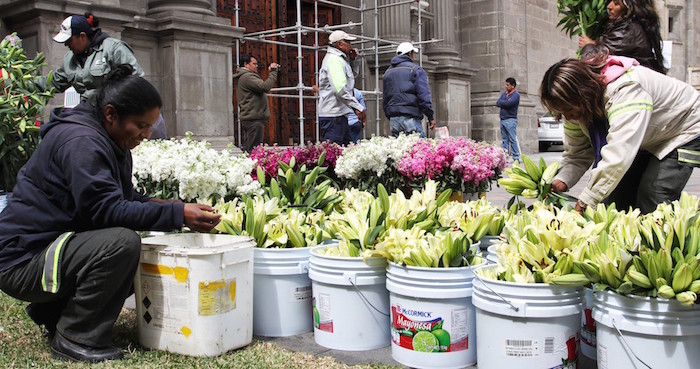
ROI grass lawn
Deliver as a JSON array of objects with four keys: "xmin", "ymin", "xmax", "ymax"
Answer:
[{"xmin": 0, "ymin": 292, "xmax": 398, "ymax": 368}]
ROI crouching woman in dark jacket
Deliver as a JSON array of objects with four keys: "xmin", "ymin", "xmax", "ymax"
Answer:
[{"xmin": 0, "ymin": 64, "xmax": 220, "ymax": 363}]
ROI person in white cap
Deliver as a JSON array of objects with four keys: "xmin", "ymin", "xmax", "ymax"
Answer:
[
  {"xmin": 37, "ymin": 12, "xmax": 167, "ymax": 138},
  {"xmin": 382, "ymin": 42, "xmax": 435, "ymax": 138},
  {"xmin": 38, "ymin": 14, "xmax": 142, "ymax": 107},
  {"xmin": 317, "ymin": 30, "xmax": 366, "ymax": 145}
]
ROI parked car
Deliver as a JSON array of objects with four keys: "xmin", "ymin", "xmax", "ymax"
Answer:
[{"xmin": 538, "ymin": 112, "xmax": 564, "ymax": 151}]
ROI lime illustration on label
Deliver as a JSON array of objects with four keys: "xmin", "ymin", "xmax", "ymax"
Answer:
[{"xmin": 391, "ymin": 304, "xmax": 467, "ymax": 352}]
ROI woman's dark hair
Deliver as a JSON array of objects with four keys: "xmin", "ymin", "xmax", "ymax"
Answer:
[
  {"xmin": 612, "ymin": 0, "xmax": 666, "ymax": 73},
  {"xmin": 580, "ymin": 42, "xmax": 611, "ymax": 73},
  {"xmin": 540, "ymin": 58, "xmax": 607, "ymax": 128},
  {"xmin": 83, "ymin": 12, "xmax": 100, "ymax": 39},
  {"xmin": 96, "ymin": 64, "xmax": 162, "ymax": 124}
]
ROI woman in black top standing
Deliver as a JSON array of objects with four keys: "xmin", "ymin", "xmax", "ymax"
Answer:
[{"xmin": 579, "ymin": 0, "xmax": 665, "ymax": 73}]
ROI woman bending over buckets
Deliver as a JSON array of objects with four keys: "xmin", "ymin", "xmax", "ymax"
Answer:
[
  {"xmin": 0, "ymin": 64, "xmax": 220, "ymax": 363},
  {"xmin": 540, "ymin": 44, "xmax": 700, "ymax": 215}
]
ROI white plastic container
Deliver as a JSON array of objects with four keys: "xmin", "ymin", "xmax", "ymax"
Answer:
[
  {"xmin": 593, "ymin": 290, "xmax": 700, "ymax": 369},
  {"xmin": 307, "ymin": 244, "xmax": 390, "ymax": 351},
  {"xmin": 580, "ymin": 287, "xmax": 596, "ymax": 360},
  {"xmin": 253, "ymin": 247, "xmax": 312, "ymax": 337},
  {"xmin": 485, "ymin": 245, "xmax": 499, "ymax": 264},
  {"xmin": 135, "ymin": 233, "xmax": 254, "ymax": 356},
  {"xmin": 386, "ymin": 261, "xmax": 484, "ymax": 369},
  {"xmin": 472, "ymin": 265, "xmax": 583, "ymax": 369},
  {"xmin": 478, "ymin": 235, "xmax": 499, "ymax": 251}
]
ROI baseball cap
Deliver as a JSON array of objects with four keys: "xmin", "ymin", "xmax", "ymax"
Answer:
[
  {"xmin": 53, "ymin": 16, "xmax": 91, "ymax": 43},
  {"xmin": 329, "ymin": 30, "xmax": 357, "ymax": 44},
  {"xmin": 396, "ymin": 42, "xmax": 418, "ymax": 56}
]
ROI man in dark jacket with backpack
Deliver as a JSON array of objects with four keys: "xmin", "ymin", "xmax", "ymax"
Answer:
[{"xmin": 382, "ymin": 42, "xmax": 435, "ymax": 137}]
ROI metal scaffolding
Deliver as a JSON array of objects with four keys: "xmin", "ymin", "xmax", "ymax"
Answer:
[{"xmin": 233, "ymin": 0, "xmax": 436, "ymax": 145}]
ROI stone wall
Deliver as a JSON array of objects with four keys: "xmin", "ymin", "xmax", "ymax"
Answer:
[
  {"xmin": 462, "ymin": 0, "xmax": 577, "ymax": 154},
  {"xmin": 3, "ymin": 0, "xmax": 699, "ymax": 149},
  {"xmin": 0, "ymin": 0, "xmax": 241, "ymax": 147}
]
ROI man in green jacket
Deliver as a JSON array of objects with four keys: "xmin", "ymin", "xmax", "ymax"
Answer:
[
  {"xmin": 39, "ymin": 13, "xmax": 144, "ymax": 107},
  {"xmin": 233, "ymin": 54, "xmax": 279, "ymax": 152}
]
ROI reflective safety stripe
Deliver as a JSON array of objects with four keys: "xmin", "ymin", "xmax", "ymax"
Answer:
[
  {"xmin": 607, "ymin": 99, "xmax": 653, "ymax": 121},
  {"xmin": 42, "ymin": 232, "xmax": 74, "ymax": 294},
  {"xmin": 563, "ymin": 122, "xmax": 582, "ymax": 135},
  {"xmin": 678, "ymin": 148, "xmax": 700, "ymax": 166},
  {"xmin": 327, "ymin": 55, "xmax": 347, "ymax": 93}
]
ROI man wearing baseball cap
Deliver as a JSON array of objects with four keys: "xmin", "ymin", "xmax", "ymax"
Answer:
[
  {"xmin": 38, "ymin": 13, "xmax": 170, "ymax": 138},
  {"xmin": 37, "ymin": 13, "xmax": 144, "ymax": 108},
  {"xmin": 382, "ymin": 41, "xmax": 435, "ymax": 137},
  {"xmin": 317, "ymin": 30, "xmax": 366, "ymax": 145},
  {"xmin": 52, "ymin": 15, "xmax": 92, "ymax": 43}
]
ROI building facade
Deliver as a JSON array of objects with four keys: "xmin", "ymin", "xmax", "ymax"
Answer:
[{"xmin": 2, "ymin": 0, "xmax": 699, "ymax": 152}]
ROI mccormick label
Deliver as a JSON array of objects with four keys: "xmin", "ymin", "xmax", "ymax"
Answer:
[
  {"xmin": 313, "ymin": 294, "xmax": 333, "ymax": 333},
  {"xmin": 503, "ymin": 334, "xmax": 578, "ymax": 369},
  {"xmin": 548, "ymin": 334, "xmax": 577, "ymax": 369},
  {"xmin": 581, "ymin": 308, "xmax": 596, "ymax": 347},
  {"xmin": 390, "ymin": 304, "xmax": 469, "ymax": 353}
]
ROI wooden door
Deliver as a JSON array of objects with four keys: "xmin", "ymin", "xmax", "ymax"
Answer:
[
  {"xmin": 280, "ymin": 0, "xmax": 339, "ymax": 145},
  {"xmin": 218, "ymin": 0, "xmax": 340, "ymax": 146},
  {"xmin": 219, "ymin": 0, "xmax": 280, "ymax": 146}
]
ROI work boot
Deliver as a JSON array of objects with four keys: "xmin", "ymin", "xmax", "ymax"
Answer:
[{"xmin": 50, "ymin": 332, "xmax": 123, "ymax": 363}]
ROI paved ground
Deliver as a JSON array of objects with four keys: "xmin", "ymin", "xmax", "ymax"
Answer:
[{"xmin": 125, "ymin": 146, "xmax": 699, "ymax": 368}]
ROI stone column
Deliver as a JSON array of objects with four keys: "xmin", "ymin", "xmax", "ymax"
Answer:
[
  {"xmin": 377, "ymin": 0, "xmax": 411, "ymax": 43},
  {"xmin": 364, "ymin": 0, "xmax": 414, "ymax": 137},
  {"xmin": 424, "ymin": 1, "xmax": 475, "ymax": 138},
  {"xmin": 124, "ymin": 0, "xmax": 244, "ymax": 145},
  {"xmin": 424, "ymin": 0, "xmax": 459, "ymax": 60},
  {"xmin": 147, "ymin": 0, "xmax": 215, "ymax": 16}
]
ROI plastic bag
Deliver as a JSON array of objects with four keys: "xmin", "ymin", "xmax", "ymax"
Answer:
[{"xmin": 434, "ymin": 126, "xmax": 449, "ymax": 139}]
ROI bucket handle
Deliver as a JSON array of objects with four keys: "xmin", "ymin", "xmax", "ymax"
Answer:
[
  {"xmin": 298, "ymin": 260, "xmax": 310, "ymax": 274},
  {"xmin": 343, "ymin": 272, "xmax": 390, "ymax": 317},
  {"xmin": 463, "ymin": 256, "xmax": 521, "ymax": 313},
  {"xmin": 611, "ymin": 317, "xmax": 653, "ymax": 369}
]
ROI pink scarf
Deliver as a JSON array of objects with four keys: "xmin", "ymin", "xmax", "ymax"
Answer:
[{"xmin": 601, "ymin": 55, "xmax": 639, "ymax": 84}]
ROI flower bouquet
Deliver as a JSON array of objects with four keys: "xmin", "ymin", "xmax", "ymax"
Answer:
[
  {"xmin": 0, "ymin": 33, "xmax": 54, "ymax": 192},
  {"xmin": 249, "ymin": 141, "xmax": 343, "ymax": 182},
  {"xmin": 556, "ymin": 0, "xmax": 609, "ymax": 39},
  {"xmin": 397, "ymin": 137, "xmax": 507, "ymax": 196},
  {"xmin": 132, "ymin": 133, "xmax": 261, "ymax": 201},
  {"xmin": 334, "ymin": 133, "xmax": 420, "ymax": 195}
]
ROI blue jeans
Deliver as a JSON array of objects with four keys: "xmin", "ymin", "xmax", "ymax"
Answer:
[
  {"xmin": 320, "ymin": 116, "xmax": 351, "ymax": 145},
  {"xmin": 348, "ymin": 122, "xmax": 362, "ymax": 144},
  {"xmin": 390, "ymin": 116, "xmax": 425, "ymax": 138},
  {"xmin": 500, "ymin": 118, "xmax": 520, "ymax": 160}
]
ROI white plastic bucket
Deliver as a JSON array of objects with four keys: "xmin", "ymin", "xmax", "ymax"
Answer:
[
  {"xmin": 580, "ymin": 287, "xmax": 596, "ymax": 360},
  {"xmin": 478, "ymin": 235, "xmax": 499, "ymax": 251},
  {"xmin": 593, "ymin": 290, "xmax": 700, "ymax": 369},
  {"xmin": 472, "ymin": 265, "xmax": 583, "ymax": 369},
  {"xmin": 308, "ymin": 244, "xmax": 390, "ymax": 351},
  {"xmin": 253, "ymin": 247, "xmax": 312, "ymax": 337},
  {"xmin": 485, "ymin": 245, "xmax": 499, "ymax": 264},
  {"xmin": 386, "ymin": 261, "xmax": 484, "ymax": 369},
  {"xmin": 135, "ymin": 234, "xmax": 254, "ymax": 356}
]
